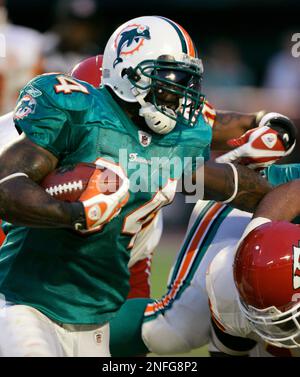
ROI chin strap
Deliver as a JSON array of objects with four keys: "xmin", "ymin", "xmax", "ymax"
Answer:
[{"xmin": 133, "ymin": 90, "xmax": 177, "ymax": 135}]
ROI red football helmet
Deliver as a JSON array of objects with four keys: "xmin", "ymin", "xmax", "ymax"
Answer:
[
  {"xmin": 233, "ymin": 221, "xmax": 300, "ymax": 348},
  {"xmin": 71, "ymin": 55, "xmax": 103, "ymax": 87}
]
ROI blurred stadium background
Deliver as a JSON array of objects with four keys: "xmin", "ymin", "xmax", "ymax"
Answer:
[{"xmin": 2, "ymin": 0, "xmax": 300, "ymax": 356}]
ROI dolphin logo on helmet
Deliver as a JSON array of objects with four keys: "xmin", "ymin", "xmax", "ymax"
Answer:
[{"xmin": 113, "ymin": 24, "xmax": 151, "ymax": 68}]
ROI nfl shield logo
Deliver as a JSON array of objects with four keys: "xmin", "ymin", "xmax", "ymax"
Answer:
[
  {"xmin": 94, "ymin": 330, "xmax": 103, "ymax": 344},
  {"xmin": 138, "ymin": 130, "xmax": 152, "ymax": 147},
  {"xmin": 261, "ymin": 133, "xmax": 277, "ymax": 149}
]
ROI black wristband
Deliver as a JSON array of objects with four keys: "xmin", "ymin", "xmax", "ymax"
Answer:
[{"xmin": 70, "ymin": 202, "xmax": 87, "ymax": 230}]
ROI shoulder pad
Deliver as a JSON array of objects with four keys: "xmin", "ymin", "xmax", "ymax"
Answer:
[
  {"xmin": 23, "ymin": 73, "xmax": 96, "ymax": 112},
  {"xmin": 206, "ymin": 246, "xmax": 252, "ymax": 338}
]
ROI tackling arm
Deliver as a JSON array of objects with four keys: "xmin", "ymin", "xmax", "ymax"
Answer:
[
  {"xmin": 253, "ymin": 179, "xmax": 300, "ymax": 222},
  {"xmin": 211, "ymin": 110, "xmax": 264, "ymax": 150},
  {"xmin": 201, "ymin": 161, "xmax": 272, "ymax": 212},
  {"xmin": 0, "ymin": 136, "xmax": 83, "ymax": 228}
]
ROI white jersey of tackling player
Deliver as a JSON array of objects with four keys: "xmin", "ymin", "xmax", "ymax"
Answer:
[
  {"xmin": 0, "ymin": 19, "xmax": 44, "ymax": 113},
  {"xmin": 0, "ymin": 111, "xmax": 19, "ymax": 146},
  {"xmin": 142, "ymin": 200, "xmax": 252, "ymax": 354}
]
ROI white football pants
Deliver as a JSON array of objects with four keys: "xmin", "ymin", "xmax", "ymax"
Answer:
[{"xmin": 0, "ymin": 304, "xmax": 110, "ymax": 357}]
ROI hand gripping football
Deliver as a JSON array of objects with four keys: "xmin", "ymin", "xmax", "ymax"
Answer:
[{"xmin": 41, "ymin": 159, "xmax": 130, "ymax": 232}]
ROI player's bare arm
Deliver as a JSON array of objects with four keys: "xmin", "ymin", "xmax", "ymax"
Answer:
[
  {"xmin": 0, "ymin": 135, "xmax": 79, "ymax": 228},
  {"xmin": 202, "ymin": 161, "xmax": 272, "ymax": 212},
  {"xmin": 211, "ymin": 110, "xmax": 264, "ymax": 150},
  {"xmin": 253, "ymin": 179, "xmax": 300, "ymax": 222}
]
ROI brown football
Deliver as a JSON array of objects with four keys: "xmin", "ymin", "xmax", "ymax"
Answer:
[{"xmin": 41, "ymin": 162, "xmax": 121, "ymax": 202}]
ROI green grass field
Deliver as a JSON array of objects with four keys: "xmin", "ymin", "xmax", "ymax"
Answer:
[{"xmin": 149, "ymin": 232, "xmax": 209, "ymax": 357}]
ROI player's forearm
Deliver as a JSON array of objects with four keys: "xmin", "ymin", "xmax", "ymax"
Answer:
[
  {"xmin": 253, "ymin": 180, "xmax": 300, "ymax": 222},
  {"xmin": 0, "ymin": 136, "xmax": 83, "ymax": 228},
  {"xmin": 203, "ymin": 161, "xmax": 272, "ymax": 212},
  {"xmin": 211, "ymin": 110, "xmax": 265, "ymax": 150},
  {"xmin": 0, "ymin": 177, "xmax": 82, "ymax": 228},
  {"xmin": 230, "ymin": 164, "xmax": 272, "ymax": 212}
]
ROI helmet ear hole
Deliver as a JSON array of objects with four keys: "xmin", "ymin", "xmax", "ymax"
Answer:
[
  {"xmin": 157, "ymin": 54, "xmax": 176, "ymax": 63},
  {"xmin": 122, "ymin": 67, "xmax": 141, "ymax": 82}
]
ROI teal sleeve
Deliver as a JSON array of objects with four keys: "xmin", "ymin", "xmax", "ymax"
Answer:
[
  {"xmin": 265, "ymin": 164, "xmax": 300, "ymax": 186},
  {"xmin": 190, "ymin": 146, "xmax": 209, "ymax": 174},
  {"xmin": 109, "ymin": 298, "xmax": 154, "ymax": 357},
  {"xmin": 202, "ymin": 144, "xmax": 210, "ymax": 162},
  {"xmin": 13, "ymin": 83, "xmax": 69, "ymax": 157}
]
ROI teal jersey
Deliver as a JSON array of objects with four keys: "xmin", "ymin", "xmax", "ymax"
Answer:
[
  {"xmin": 0, "ymin": 73, "xmax": 213, "ymax": 325},
  {"xmin": 265, "ymin": 164, "xmax": 300, "ymax": 186}
]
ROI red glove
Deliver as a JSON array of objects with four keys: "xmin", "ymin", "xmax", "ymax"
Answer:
[{"xmin": 215, "ymin": 113, "xmax": 296, "ymax": 170}]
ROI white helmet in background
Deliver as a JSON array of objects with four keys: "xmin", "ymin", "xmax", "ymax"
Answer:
[{"xmin": 102, "ymin": 15, "xmax": 205, "ymax": 134}]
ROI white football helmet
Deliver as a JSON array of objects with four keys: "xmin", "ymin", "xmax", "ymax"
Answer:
[{"xmin": 102, "ymin": 16, "xmax": 205, "ymax": 134}]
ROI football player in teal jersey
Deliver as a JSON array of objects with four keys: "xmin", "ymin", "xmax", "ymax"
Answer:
[
  {"xmin": 70, "ymin": 54, "xmax": 296, "ymax": 306},
  {"xmin": 0, "ymin": 16, "xmax": 294, "ymax": 356}
]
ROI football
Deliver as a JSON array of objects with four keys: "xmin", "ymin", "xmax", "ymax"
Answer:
[{"xmin": 41, "ymin": 162, "xmax": 121, "ymax": 202}]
